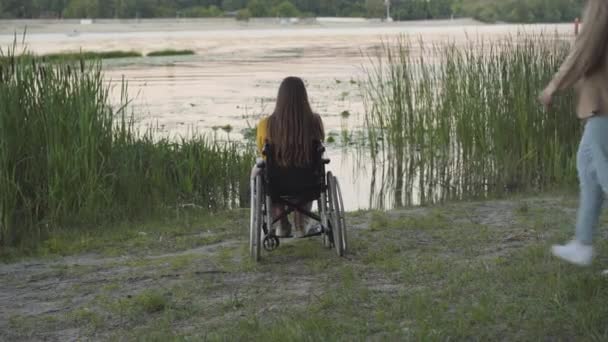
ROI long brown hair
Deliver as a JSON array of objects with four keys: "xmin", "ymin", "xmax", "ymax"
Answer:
[
  {"xmin": 267, "ymin": 77, "xmax": 324, "ymax": 168},
  {"xmin": 580, "ymin": 0, "xmax": 608, "ymax": 75},
  {"xmin": 545, "ymin": 0, "xmax": 608, "ymax": 93}
]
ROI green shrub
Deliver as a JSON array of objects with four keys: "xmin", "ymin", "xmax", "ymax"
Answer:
[
  {"xmin": 272, "ymin": 1, "xmax": 300, "ymax": 17},
  {"xmin": 236, "ymin": 9, "xmax": 251, "ymax": 21}
]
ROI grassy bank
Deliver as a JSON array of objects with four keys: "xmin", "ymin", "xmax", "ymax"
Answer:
[
  {"xmin": 147, "ymin": 49, "xmax": 196, "ymax": 57},
  {"xmin": 0, "ymin": 51, "xmax": 140, "ymax": 64},
  {"xmin": 0, "ymin": 50, "xmax": 253, "ymax": 250},
  {"xmin": 2, "ymin": 195, "xmax": 607, "ymax": 340},
  {"xmin": 0, "ymin": 49, "xmax": 199, "ymax": 63},
  {"xmin": 363, "ymin": 34, "xmax": 579, "ymax": 207},
  {"xmin": 42, "ymin": 50, "xmax": 143, "ymax": 61}
]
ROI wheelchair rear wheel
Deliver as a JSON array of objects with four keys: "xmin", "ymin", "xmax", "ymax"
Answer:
[
  {"xmin": 319, "ymin": 193, "xmax": 331, "ymax": 249},
  {"xmin": 327, "ymin": 173, "xmax": 345, "ymax": 257},
  {"xmin": 331, "ymin": 175, "xmax": 347, "ymax": 253},
  {"xmin": 250, "ymin": 174, "xmax": 263, "ymax": 261}
]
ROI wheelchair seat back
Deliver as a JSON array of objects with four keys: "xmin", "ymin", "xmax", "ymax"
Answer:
[{"xmin": 263, "ymin": 141, "xmax": 326, "ymax": 200}]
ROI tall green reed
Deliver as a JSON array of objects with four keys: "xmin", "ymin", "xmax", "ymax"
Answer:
[
  {"xmin": 363, "ymin": 34, "xmax": 579, "ymax": 207},
  {"xmin": 0, "ymin": 48, "xmax": 253, "ymax": 248}
]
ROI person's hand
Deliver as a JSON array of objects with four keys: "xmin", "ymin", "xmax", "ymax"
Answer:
[{"xmin": 539, "ymin": 87, "xmax": 554, "ymax": 110}]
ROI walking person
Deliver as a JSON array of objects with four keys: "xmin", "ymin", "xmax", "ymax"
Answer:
[{"xmin": 540, "ymin": 0, "xmax": 608, "ymax": 266}]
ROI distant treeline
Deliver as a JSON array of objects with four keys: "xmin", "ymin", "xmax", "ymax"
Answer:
[
  {"xmin": 0, "ymin": 0, "xmax": 585, "ymax": 23},
  {"xmin": 454, "ymin": 0, "xmax": 585, "ymax": 23}
]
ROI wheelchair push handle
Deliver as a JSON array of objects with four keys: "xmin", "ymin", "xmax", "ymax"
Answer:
[{"xmin": 318, "ymin": 143, "xmax": 330, "ymax": 164}]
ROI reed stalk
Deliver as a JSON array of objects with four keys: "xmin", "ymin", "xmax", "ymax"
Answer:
[
  {"xmin": 0, "ymin": 49, "xmax": 253, "ymax": 248},
  {"xmin": 363, "ymin": 34, "xmax": 579, "ymax": 207}
]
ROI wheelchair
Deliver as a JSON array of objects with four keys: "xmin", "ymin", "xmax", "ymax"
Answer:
[{"xmin": 249, "ymin": 141, "xmax": 347, "ymax": 261}]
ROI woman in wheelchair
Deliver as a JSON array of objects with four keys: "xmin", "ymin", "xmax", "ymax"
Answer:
[
  {"xmin": 256, "ymin": 76, "xmax": 325, "ymax": 238},
  {"xmin": 250, "ymin": 76, "xmax": 347, "ymax": 260}
]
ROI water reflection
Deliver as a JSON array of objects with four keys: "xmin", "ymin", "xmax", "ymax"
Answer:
[
  {"xmin": 324, "ymin": 147, "xmax": 422, "ymax": 211},
  {"xmin": 1, "ymin": 22, "xmax": 576, "ymax": 212}
]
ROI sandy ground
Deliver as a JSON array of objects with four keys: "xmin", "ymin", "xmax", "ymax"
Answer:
[{"xmin": 0, "ymin": 195, "xmax": 591, "ymax": 341}]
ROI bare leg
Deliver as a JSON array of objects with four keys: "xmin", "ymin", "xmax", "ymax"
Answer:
[
  {"xmin": 294, "ymin": 201, "xmax": 313, "ymax": 237},
  {"xmin": 273, "ymin": 205, "xmax": 291, "ymax": 236}
]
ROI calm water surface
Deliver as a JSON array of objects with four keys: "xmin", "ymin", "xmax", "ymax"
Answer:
[{"xmin": 0, "ymin": 20, "xmax": 572, "ymax": 210}]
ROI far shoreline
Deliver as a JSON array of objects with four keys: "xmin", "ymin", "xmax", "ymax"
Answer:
[{"xmin": 0, "ymin": 17, "xmax": 577, "ymax": 36}]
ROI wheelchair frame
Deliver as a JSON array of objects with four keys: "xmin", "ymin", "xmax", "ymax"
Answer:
[{"xmin": 249, "ymin": 143, "xmax": 347, "ymax": 261}]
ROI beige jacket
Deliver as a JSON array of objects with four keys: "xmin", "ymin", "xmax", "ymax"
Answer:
[{"xmin": 546, "ymin": 0, "xmax": 608, "ymax": 119}]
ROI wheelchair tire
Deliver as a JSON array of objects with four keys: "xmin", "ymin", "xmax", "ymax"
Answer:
[
  {"xmin": 250, "ymin": 174, "xmax": 263, "ymax": 261},
  {"xmin": 323, "ymin": 172, "xmax": 335, "ymax": 249},
  {"xmin": 320, "ymin": 182, "xmax": 330, "ymax": 249},
  {"xmin": 327, "ymin": 173, "xmax": 345, "ymax": 257},
  {"xmin": 332, "ymin": 176, "xmax": 347, "ymax": 254}
]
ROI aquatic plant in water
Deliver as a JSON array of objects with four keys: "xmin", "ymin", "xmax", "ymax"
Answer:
[{"xmin": 363, "ymin": 34, "xmax": 579, "ymax": 207}]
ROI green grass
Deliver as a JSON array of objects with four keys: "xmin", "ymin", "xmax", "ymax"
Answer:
[
  {"xmin": 147, "ymin": 49, "xmax": 196, "ymax": 57},
  {"xmin": 212, "ymin": 124, "xmax": 234, "ymax": 133},
  {"xmin": 3, "ymin": 196, "xmax": 608, "ymax": 340},
  {"xmin": 0, "ymin": 51, "xmax": 144, "ymax": 63},
  {"xmin": 0, "ymin": 207, "xmax": 249, "ymax": 261},
  {"xmin": 135, "ymin": 290, "xmax": 168, "ymax": 314},
  {"xmin": 0, "ymin": 49, "xmax": 197, "ymax": 63},
  {"xmin": 0, "ymin": 47, "xmax": 254, "ymax": 250},
  {"xmin": 363, "ymin": 34, "xmax": 580, "ymax": 207},
  {"xmin": 209, "ymin": 198, "xmax": 608, "ymax": 341},
  {"xmin": 42, "ymin": 50, "xmax": 142, "ymax": 61}
]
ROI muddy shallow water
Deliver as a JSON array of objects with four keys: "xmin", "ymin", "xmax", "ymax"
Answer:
[{"xmin": 0, "ymin": 19, "xmax": 574, "ymax": 210}]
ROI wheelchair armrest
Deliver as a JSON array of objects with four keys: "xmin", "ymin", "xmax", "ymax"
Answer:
[{"xmin": 322, "ymin": 158, "xmax": 331, "ymax": 165}]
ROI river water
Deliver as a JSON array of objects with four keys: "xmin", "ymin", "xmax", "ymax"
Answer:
[{"xmin": 0, "ymin": 19, "xmax": 573, "ymax": 210}]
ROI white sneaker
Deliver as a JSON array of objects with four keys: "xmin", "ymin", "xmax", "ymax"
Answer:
[{"xmin": 551, "ymin": 240, "xmax": 593, "ymax": 266}]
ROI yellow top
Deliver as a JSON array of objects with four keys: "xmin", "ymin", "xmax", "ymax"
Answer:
[
  {"xmin": 255, "ymin": 117, "xmax": 269, "ymax": 155},
  {"xmin": 256, "ymin": 115, "xmax": 324, "ymax": 156}
]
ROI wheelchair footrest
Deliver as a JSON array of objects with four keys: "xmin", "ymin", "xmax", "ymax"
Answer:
[{"xmin": 300, "ymin": 230, "xmax": 323, "ymax": 239}]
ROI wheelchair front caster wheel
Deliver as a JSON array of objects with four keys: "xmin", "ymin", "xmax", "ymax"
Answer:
[{"xmin": 263, "ymin": 235, "xmax": 280, "ymax": 252}]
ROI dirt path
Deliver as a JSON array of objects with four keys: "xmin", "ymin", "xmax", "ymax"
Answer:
[{"xmin": 2, "ymin": 195, "xmax": 607, "ymax": 341}]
